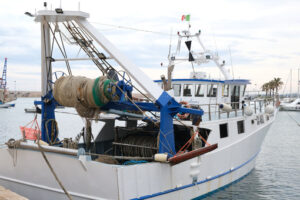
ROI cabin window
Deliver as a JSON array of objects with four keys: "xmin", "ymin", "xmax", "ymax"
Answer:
[
  {"xmin": 207, "ymin": 84, "xmax": 217, "ymax": 97},
  {"xmin": 173, "ymin": 84, "xmax": 181, "ymax": 97},
  {"xmin": 183, "ymin": 84, "xmax": 192, "ymax": 96},
  {"xmin": 231, "ymin": 85, "xmax": 240, "ymax": 97},
  {"xmin": 237, "ymin": 120, "xmax": 245, "ymax": 134},
  {"xmin": 222, "ymin": 84, "xmax": 229, "ymax": 97},
  {"xmin": 195, "ymin": 84, "xmax": 205, "ymax": 97},
  {"xmin": 235, "ymin": 86, "xmax": 240, "ymax": 97},
  {"xmin": 240, "ymin": 85, "xmax": 247, "ymax": 96},
  {"xmin": 219, "ymin": 123, "xmax": 228, "ymax": 138}
]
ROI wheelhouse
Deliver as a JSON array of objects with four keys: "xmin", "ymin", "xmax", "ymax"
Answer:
[{"xmin": 155, "ymin": 78, "xmax": 250, "ymax": 109}]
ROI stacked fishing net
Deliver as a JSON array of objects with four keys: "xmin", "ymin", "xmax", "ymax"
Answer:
[{"xmin": 53, "ymin": 75, "xmax": 118, "ymax": 118}]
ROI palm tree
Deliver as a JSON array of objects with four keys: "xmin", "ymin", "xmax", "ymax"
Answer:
[
  {"xmin": 268, "ymin": 80, "xmax": 275, "ymax": 97},
  {"xmin": 261, "ymin": 83, "xmax": 269, "ymax": 97},
  {"xmin": 272, "ymin": 77, "xmax": 283, "ymax": 94}
]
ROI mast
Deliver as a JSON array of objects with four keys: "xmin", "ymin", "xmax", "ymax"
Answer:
[
  {"xmin": 298, "ymin": 68, "xmax": 300, "ymax": 98},
  {"xmin": 164, "ymin": 28, "xmax": 232, "ymax": 91},
  {"xmin": 290, "ymin": 69, "xmax": 292, "ymax": 98},
  {"xmin": 41, "ymin": 18, "xmax": 52, "ymax": 96}
]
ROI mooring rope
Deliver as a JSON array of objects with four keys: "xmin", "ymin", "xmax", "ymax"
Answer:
[
  {"xmin": 36, "ymin": 138, "xmax": 73, "ymax": 200},
  {"xmin": 31, "ymin": 113, "xmax": 72, "ymax": 200}
]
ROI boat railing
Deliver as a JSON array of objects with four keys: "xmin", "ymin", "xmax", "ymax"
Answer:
[{"xmin": 188, "ymin": 98, "xmax": 275, "ymax": 121}]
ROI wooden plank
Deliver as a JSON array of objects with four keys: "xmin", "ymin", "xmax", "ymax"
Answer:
[{"xmin": 168, "ymin": 143, "xmax": 218, "ymax": 165}]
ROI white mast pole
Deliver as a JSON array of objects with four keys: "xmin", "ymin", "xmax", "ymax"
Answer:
[
  {"xmin": 290, "ymin": 69, "xmax": 292, "ymax": 98},
  {"xmin": 298, "ymin": 68, "xmax": 300, "ymax": 98},
  {"xmin": 41, "ymin": 18, "xmax": 52, "ymax": 96}
]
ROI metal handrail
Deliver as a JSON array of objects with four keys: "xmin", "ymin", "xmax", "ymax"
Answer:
[{"xmin": 186, "ymin": 98, "xmax": 275, "ymax": 121}]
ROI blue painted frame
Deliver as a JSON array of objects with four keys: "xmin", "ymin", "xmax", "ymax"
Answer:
[
  {"xmin": 34, "ymin": 90, "xmax": 59, "ymax": 143},
  {"xmin": 40, "ymin": 81, "xmax": 203, "ymax": 155},
  {"xmin": 102, "ymin": 91, "xmax": 203, "ymax": 156}
]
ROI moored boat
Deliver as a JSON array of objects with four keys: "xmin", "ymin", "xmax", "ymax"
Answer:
[
  {"xmin": 0, "ymin": 103, "xmax": 15, "ymax": 108},
  {"xmin": 0, "ymin": 6, "xmax": 278, "ymax": 200},
  {"xmin": 280, "ymin": 98, "xmax": 300, "ymax": 111}
]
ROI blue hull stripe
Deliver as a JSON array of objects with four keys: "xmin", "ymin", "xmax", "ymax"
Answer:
[{"xmin": 131, "ymin": 151, "xmax": 260, "ymax": 200}]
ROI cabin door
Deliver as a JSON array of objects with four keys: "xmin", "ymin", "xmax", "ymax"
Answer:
[{"xmin": 231, "ymin": 85, "xmax": 240, "ymax": 109}]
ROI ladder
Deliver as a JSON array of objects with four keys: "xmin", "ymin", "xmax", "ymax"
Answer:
[{"xmin": 63, "ymin": 21, "xmax": 115, "ymax": 76}]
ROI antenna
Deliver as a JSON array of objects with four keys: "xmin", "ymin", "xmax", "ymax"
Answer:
[
  {"xmin": 78, "ymin": 2, "xmax": 81, "ymax": 11},
  {"xmin": 167, "ymin": 28, "xmax": 173, "ymax": 60},
  {"xmin": 298, "ymin": 68, "xmax": 300, "ymax": 98},
  {"xmin": 191, "ymin": 62, "xmax": 196, "ymax": 78},
  {"xmin": 229, "ymin": 47, "xmax": 234, "ymax": 79},
  {"xmin": 290, "ymin": 68, "xmax": 292, "ymax": 97},
  {"xmin": 60, "ymin": 0, "xmax": 62, "ymax": 8}
]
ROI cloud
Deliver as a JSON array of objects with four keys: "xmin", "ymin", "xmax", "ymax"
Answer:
[{"xmin": 0, "ymin": 0, "xmax": 300, "ymax": 93}]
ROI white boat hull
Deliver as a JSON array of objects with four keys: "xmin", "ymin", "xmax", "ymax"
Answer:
[
  {"xmin": 280, "ymin": 98, "xmax": 300, "ymax": 111},
  {"xmin": 0, "ymin": 115, "xmax": 274, "ymax": 200},
  {"xmin": 280, "ymin": 106, "xmax": 300, "ymax": 111},
  {"xmin": 0, "ymin": 103, "xmax": 15, "ymax": 108}
]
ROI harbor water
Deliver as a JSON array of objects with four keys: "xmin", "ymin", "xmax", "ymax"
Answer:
[{"xmin": 1, "ymin": 98, "xmax": 300, "ymax": 200}]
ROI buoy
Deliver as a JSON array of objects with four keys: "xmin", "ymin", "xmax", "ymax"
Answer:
[
  {"xmin": 219, "ymin": 103, "xmax": 232, "ymax": 112},
  {"xmin": 265, "ymin": 105, "xmax": 274, "ymax": 114},
  {"xmin": 154, "ymin": 153, "xmax": 168, "ymax": 162},
  {"xmin": 244, "ymin": 106, "xmax": 253, "ymax": 116}
]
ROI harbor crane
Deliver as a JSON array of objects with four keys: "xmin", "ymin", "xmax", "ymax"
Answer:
[{"xmin": 0, "ymin": 58, "xmax": 8, "ymax": 90}]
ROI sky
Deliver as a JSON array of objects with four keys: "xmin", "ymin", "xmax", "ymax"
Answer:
[{"xmin": 0, "ymin": 0, "xmax": 300, "ymax": 94}]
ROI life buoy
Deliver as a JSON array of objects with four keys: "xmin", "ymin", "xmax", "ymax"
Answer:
[{"xmin": 177, "ymin": 101, "xmax": 191, "ymax": 120}]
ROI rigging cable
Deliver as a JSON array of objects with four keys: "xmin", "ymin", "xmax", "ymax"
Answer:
[
  {"xmin": 90, "ymin": 22, "xmax": 176, "ymax": 36},
  {"xmin": 36, "ymin": 137, "xmax": 73, "ymax": 200}
]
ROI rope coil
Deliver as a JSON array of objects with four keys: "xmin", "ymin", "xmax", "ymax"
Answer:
[{"xmin": 53, "ymin": 75, "xmax": 118, "ymax": 118}]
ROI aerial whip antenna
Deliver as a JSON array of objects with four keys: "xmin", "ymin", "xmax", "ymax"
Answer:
[
  {"xmin": 229, "ymin": 47, "xmax": 234, "ymax": 79},
  {"xmin": 168, "ymin": 28, "xmax": 173, "ymax": 60}
]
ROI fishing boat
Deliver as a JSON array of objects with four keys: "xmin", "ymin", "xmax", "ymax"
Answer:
[
  {"xmin": 0, "ymin": 58, "xmax": 16, "ymax": 108},
  {"xmin": 280, "ymin": 98, "xmax": 300, "ymax": 111},
  {"xmin": 24, "ymin": 105, "xmax": 63, "ymax": 113},
  {"xmin": 0, "ymin": 90, "xmax": 15, "ymax": 108},
  {"xmin": 280, "ymin": 68, "xmax": 300, "ymax": 111},
  {"xmin": 24, "ymin": 106, "xmax": 41, "ymax": 114},
  {"xmin": 0, "ymin": 6, "xmax": 278, "ymax": 200},
  {"xmin": 0, "ymin": 103, "xmax": 15, "ymax": 108}
]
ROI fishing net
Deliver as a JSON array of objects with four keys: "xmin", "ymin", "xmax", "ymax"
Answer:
[{"xmin": 53, "ymin": 75, "xmax": 118, "ymax": 118}]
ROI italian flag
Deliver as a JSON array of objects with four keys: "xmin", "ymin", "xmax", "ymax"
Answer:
[{"xmin": 181, "ymin": 14, "xmax": 190, "ymax": 21}]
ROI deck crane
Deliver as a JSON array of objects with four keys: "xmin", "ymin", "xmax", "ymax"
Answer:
[{"xmin": 33, "ymin": 10, "xmax": 204, "ymax": 155}]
